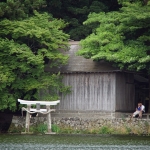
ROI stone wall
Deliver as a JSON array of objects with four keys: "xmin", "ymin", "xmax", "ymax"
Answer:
[{"xmin": 10, "ymin": 115, "xmax": 150, "ymax": 135}]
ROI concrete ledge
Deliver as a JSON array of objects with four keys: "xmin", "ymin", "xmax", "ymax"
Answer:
[
  {"xmin": 45, "ymin": 132, "xmax": 56, "ymax": 135},
  {"xmin": 124, "ymin": 113, "xmax": 150, "ymax": 119}
]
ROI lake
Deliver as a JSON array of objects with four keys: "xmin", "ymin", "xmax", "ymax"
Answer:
[{"xmin": 0, "ymin": 134, "xmax": 150, "ymax": 150}]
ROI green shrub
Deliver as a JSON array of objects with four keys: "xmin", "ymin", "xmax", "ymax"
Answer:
[
  {"xmin": 98, "ymin": 126, "xmax": 113, "ymax": 134},
  {"xmin": 52, "ymin": 124, "xmax": 60, "ymax": 133},
  {"xmin": 125, "ymin": 126, "xmax": 132, "ymax": 134},
  {"xmin": 36, "ymin": 123, "xmax": 47, "ymax": 133}
]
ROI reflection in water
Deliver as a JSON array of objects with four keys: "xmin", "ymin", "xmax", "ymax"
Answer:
[{"xmin": 0, "ymin": 134, "xmax": 150, "ymax": 150}]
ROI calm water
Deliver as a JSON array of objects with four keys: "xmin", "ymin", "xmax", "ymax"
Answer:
[{"xmin": 0, "ymin": 134, "xmax": 150, "ymax": 150}]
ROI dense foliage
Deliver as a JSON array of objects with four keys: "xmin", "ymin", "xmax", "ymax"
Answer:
[
  {"xmin": 0, "ymin": 1, "xmax": 70, "ymax": 111},
  {"xmin": 45, "ymin": 0, "xmax": 119, "ymax": 40},
  {"xmin": 0, "ymin": 0, "xmax": 46, "ymax": 19},
  {"xmin": 0, "ymin": 0, "xmax": 119, "ymax": 40},
  {"xmin": 78, "ymin": 0, "xmax": 150, "ymax": 73},
  {"xmin": 1, "ymin": 0, "xmax": 149, "ymax": 111}
]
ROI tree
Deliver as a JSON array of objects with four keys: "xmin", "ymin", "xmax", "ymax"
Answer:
[
  {"xmin": 45, "ymin": 0, "xmax": 119, "ymax": 40},
  {"xmin": 78, "ymin": 0, "xmax": 150, "ymax": 71},
  {"xmin": 77, "ymin": 0, "xmax": 150, "ymax": 108},
  {"xmin": 0, "ymin": 0, "xmax": 46, "ymax": 20},
  {"xmin": 0, "ymin": 9, "xmax": 70, "ymax": 111}
]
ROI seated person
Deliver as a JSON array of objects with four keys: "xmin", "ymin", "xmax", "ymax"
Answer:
[
  {"xmin": 131, "ymin": 103, "xmax": 141, "ymax": 118},
  {"xmin": 139, "ymin": 102, "xmax": 145, "ymax": 118}
]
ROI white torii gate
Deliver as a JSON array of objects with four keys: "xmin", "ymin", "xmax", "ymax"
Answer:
[{"xmin": 18, "ymin": 99, "xmax": 60, "ymax": 134}]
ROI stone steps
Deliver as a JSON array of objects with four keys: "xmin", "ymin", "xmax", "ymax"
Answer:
[{"xmin": 125, "ymin": 113, "xmax": 150, "ymax": 119}]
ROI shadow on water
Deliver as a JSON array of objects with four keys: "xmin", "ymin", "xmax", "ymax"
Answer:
[{"xmin": 0, "ymin": 134, "xmax": 150, "ymax": 150}]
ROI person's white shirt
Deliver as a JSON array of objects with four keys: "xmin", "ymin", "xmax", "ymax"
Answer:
[{"xmin": 141, "ymin": 105, "xmax": 145, "ymax": 112}]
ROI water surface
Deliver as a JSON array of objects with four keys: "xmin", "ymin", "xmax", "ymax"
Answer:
[{"xmin": 0, "ymin": 134, "xmax": 150, "ymax": 150}]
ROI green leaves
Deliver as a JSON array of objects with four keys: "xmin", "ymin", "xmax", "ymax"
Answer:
[
  {"xmin": 0, "ymin": 0, "xmax": 46, "ymax": 20},
  {"xmin": 78, "ymin": 1, "xmax": 150, "ymax": 72},
  {"xmin": 45, "ymin": 0, "xmax": 117, "ymax": 40},
  {"xmin": 0, "ymin": 10, "xmax": 70, "ymax": 111}
]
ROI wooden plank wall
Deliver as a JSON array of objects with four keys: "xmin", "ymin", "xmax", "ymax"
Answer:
[
  {"xmin": 115, "ymin": 72, "xmax": 135, "ymax": 112},
  {"xmin": 56, "ymin": 73, "xmax": 116, "ymax": 111}
]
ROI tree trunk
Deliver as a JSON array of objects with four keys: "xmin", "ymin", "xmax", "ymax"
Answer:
[{"xmin": 143, "ymin": 0, "xmax": 148, "ymax": 5}]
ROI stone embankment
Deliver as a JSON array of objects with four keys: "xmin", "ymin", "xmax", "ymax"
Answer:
[{"xmin": 9, "ymin": 116, "xmax": 150, "ymax": 135}]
